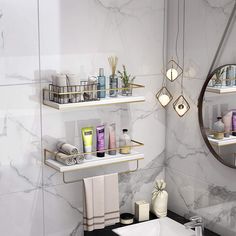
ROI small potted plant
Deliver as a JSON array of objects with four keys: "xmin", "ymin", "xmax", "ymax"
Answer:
[
  {"xmin": 118, "ymin": 65, "xmax": 135, "ymax": 96},
  {"xmin": 212, "ymin": 68, "xmax": 225, "ymax": 87}
]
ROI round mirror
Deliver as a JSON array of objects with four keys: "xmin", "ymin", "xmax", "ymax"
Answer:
[{"xmin": 199, "ymin": 64, "xmax": 236, "ymax": 168}]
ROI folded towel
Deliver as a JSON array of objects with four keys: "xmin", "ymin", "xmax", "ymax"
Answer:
[
  {"xmin": 55, "ymin": 152, "xmax": 76, "ymax": 166},
  {"xmin": 83, "ymin": 173, "xmax": 120, "ymax": 231},
  {"xmin": 75, "ymin": 154, "xmax": 85, "ymax": 164},
  {"xmin": 57, "ymin": 142, "xmax": 79, "ymax": 155}
]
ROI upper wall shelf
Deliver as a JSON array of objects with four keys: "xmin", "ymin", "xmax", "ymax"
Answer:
[
  {"xmin": 43, "ymin": 95, "xmax": 145, "ymax": 110},
  {"xmin": 206, "ymin": 86, "xmax": 236, "ymax": 94},
  {"xmin": 43, "ymin": 83, "xmax": 145, "ymax": 110}
]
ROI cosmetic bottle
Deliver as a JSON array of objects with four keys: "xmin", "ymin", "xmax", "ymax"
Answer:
[
  {"xmin": 232, "ymin": 112, "xmax": 236, "ymax": 136},
  {"xmin": 81, "ymin": 127, "xmax": 93, "ymax": 159},
  {"xmin": 108, "ymin": 123, "xmax": 116, "ymax": 155},
  {"xmin": 213, "ymin": 117, "xmax": 225, "ymax": 139},
  {"xmin": 88, "ymin": 76, "xmax": 98, "ymax": 101},
  {"xmin": 222, "ymin": 111, "xmax": 232, "ymax": 137},
  {"xmin": 96, "ymin": 125, "xmax": 105, "ymax": 157},
  {"xmin": 119, "ymin": 129, "xmax": 131, "ymax": 154},
  {"xmin": 97, "ymin": 68, "xmax": 106, "ymax": 98}
]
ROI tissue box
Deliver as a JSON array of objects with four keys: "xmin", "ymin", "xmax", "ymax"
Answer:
[{"xmin": 135, "ymin": 201, "xmax": 150, "ymax": 222}]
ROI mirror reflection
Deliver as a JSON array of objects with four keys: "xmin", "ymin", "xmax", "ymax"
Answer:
[{"xmin": 203, "ymin": 64, "xmax": 236, "ymax": 166}]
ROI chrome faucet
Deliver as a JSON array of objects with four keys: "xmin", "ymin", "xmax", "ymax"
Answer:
[{"xmin": 184, "ymin": 216, "xmax": 204, "ymax": 236}]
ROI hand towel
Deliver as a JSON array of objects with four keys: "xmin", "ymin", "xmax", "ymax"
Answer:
[
  {"xmin": 83, "ymin": 173, "xmax": 120, "ymax": 231},
  {"xmin": 55, "ymin": 152, "xmax": 76, "ymax": 166},
  {"xmin": 56, "ymin": 142, "xmax": 79, "ymax": 155}
]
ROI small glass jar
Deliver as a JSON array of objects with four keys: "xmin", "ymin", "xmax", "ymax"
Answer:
[
  {"xmin": 109, "ymin": 74, "xmax": 118, "ymax": 97},
  {"xmin": 213, "ymin": 117, "xmax": 225, "ymax": 139},
  {"xmin": 119, "ymin": 129, "xmax": 131, "ymax": 154}
]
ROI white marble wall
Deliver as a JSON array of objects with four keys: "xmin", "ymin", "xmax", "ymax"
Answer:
[
  {"xmin": 166, "ymin": 0, "xmax": 236, "ymax": 235},
  {"xmin": 0, "ymin": 0, "xmax": 166, "ymax": 236}
]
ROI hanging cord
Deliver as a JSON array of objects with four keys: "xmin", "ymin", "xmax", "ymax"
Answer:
[
  {"xmin": 162, "ymin": 0, "xmax": 166, "ymax": 87},
  {"xmin": 181, "ymin": 0, "xmax": 186, "ymax": 95},
  {"xmin": 207, "ymin": 0, "xmax": 236, "ymax": 76},
  {"xmin": 175, "ymin": 0, "xmax": 180, "ymax": 64}
]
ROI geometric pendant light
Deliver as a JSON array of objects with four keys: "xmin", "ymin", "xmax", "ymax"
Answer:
[
  {"xmin": 156, "ymin": 87, "xmax": 173, "ymax": 107},
  {"xmin": 173, "ymin": 0, "xmax": 190, "ymax": 117},
  {"xmin": 164, "ymin": 59, "xmax": 183, "ymax": 82},
  {"xmin": 173, "ymin": 95, "xmax": 190, "ymax": 117}
]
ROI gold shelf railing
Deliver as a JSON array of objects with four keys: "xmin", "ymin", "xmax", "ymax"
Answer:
[{"xmin": 44, "ymin": 139, "xmax": 144, "ymax": 184}]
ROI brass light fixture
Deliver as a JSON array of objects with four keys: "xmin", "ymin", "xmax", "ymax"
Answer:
[
  {"xmin": 156, "ymin": 0, "xmax": 173, "ymax": 108},
  {"xmin": 173, "ymin": 0, "xmax": 190, "ymax": 117},
  {"xmin": 164, "ymin": 59, "xmax": 183, "ymax": 82},
  {"xmin": 173, "ymin": 95, "xmax": 190, "ymax": 117},
  {"xmin": 156, "ymin": 87, "xmax": 173, "ymax": 107}
]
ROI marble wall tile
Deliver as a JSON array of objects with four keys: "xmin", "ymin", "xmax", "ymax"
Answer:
[
  {"xmin": 166, "ymin": 167, "xmax": 236, "ymax": 236},
  {"xmin": 0, "ymin": 0, "xmax": 40, "ymax": 85},
  {"xmin": 0, "ymin": 189, "xmax": 43, "ymax": 236},
  {"xmin": 0, "ymin": 84, "xmax": 42, "ymax": 195},
  {"xmin": 166, "ymin": 0, "xmax": 236, "ymax": 235},
  {"xmin": 39, "ymin": 0, "xmax": 164, "ymax": 78}
]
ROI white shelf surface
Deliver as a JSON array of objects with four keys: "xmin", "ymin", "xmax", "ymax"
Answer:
[
  {"xmin": 43, "ymin": 96, "xmax": 145, "ymax": 110},
  {"xmin": 46, "ymin": 151, "xmax": 144, "ymax": 173},
  {"xmin": 206, "ymin": 86, "xmax": 236, "ymax": 94},
  {"xmin": 208, "ymin": 135, "xmax": 236, "ymax": 147}
]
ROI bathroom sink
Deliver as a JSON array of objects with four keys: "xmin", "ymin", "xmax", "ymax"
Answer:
[{"xmin": 113, "ymin": 217, "xmax": 195, "ymax": 236}]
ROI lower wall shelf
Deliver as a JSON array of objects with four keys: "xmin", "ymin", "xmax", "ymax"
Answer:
[{"xmin": 45, "ymin": 151, "xmax": 144, "ymax": 173}]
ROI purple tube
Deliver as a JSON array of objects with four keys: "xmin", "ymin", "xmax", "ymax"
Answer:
[
  {"xmin": 232, "ymin": 112, "xmax": 236, "ymax": 136},
  {"xmin": 96, "ymin": 125, "xmax": 105, "ymax": 157}
]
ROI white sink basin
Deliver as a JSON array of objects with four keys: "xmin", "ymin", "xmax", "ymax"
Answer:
[{"xmin": 113, "ymin": 217, "xmax": 195, "ymax": 236}]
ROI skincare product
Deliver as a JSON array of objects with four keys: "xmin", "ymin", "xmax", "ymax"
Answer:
[
  {"xmin": 108, "ymin": 123, "xmax": 117, "ymax": 155},
  {"xmin": 82, "ymin": 127, "xmax": 93, "ymax": 160},
  {"xmin": 213, "ymin": 117, "xmax": 225, "ymax": 139},
  {"xmin": 119, "ymin": 129, "xmax": 131, "ymax": 154},
  {"xmin": 67, "ymin": 74, "xmax": 80, "ymax": 103},
  {"xmin": 56, "ymin": 142, "xmax": 79, "ymax": 155},
  {"xmin": 96, "ymin": 125, "xmax": 105, "ymax": 157},
  {"xmin": 232, "ymin": 112, "xmax": 236, "ymax": 136},
  {"xmin": 151, "ymin": 179, "xmax": 168, "ymax": 218},
  {"xmin": 55, "ymin": 74, "xmax": 69, "ymax": 104},
  {"xmin": 135, "ymin": 201, "xmax": 150, "ymax": 222},
  {"xmin": 120, "ymin": 213, "xmax": 134, "ymax": 225},
  {"xmin": 97, "ymin": 68, "xmax": 106, "ymax": 98},
  {"xmin": 108, "ymin": 56, "xmax": 118, "ymax": 97},
  {"xmin": 88, "ymin": 76, "xmax": 98, "ymax": 100},
  {"xmin": 222, "ymin": 111, "xmax": 232, "ymax": 137}
]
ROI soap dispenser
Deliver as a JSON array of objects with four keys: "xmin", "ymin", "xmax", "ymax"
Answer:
[{"xmin": 151, "ymin": 179, "xmax": 168, "ymax": 218}]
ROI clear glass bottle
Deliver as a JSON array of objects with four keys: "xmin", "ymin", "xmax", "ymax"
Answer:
[
  {"xmin": 119, "ymin": 129, "xmax": 131, "ymax": 154},
  {"xmin": 109, "ymin": 74, "xmax": 118, "ymax": 97}
]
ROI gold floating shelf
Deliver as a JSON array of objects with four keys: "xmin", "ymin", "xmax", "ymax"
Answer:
[
  {"xmin": 43, "ymin": 83, "xmax": 145, "ymax": 110},
  {"xmin": 44, "ymin": 139, "xmax": 144, "ymax": 184}
]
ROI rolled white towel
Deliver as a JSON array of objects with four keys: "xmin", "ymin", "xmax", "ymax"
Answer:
[
  {"xmin": 57, "ymin": 142, "xmax": 79, "ymax": 155},
  {"xmin": 55, "ymin": 152, "xmax": 76, "ymax": 166},
  {"xmin": 75, "ymin": 154, "xmax": 85, "ymax": 164}
]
